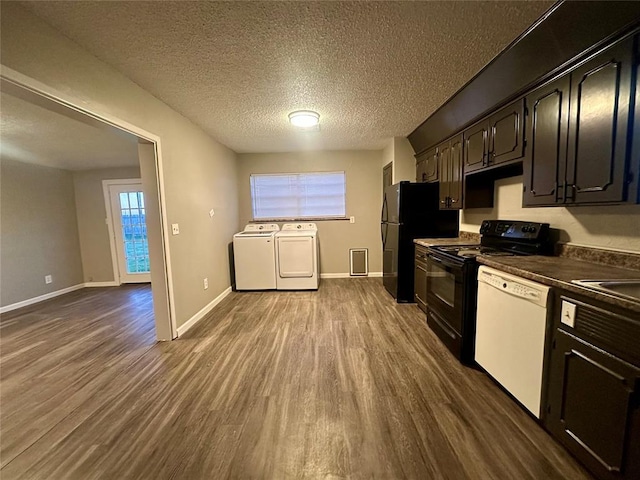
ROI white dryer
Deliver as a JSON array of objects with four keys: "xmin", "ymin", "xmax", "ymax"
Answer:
[
  {"xmin": 233, "ymin": 224, "xmax": 279, "ymax": 290},
  {"xmin": 275, "ymin": 223, "xmax": 319, "ymax": 290}
]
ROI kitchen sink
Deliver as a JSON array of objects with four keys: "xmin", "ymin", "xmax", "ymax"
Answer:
[{"xmin": 572, "ymin": 279, "xmax": 640, "ymax": 302}]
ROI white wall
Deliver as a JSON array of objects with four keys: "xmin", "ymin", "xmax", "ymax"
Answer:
[
  {"xmin": 392, "ymin": 137, "xmax": 416, "ymax": 183},
  {"xmin": 237, "ymin": 150, "xmax": 383, "ymax": 275},
  {"xmin": 73, "ymin": 167, "xmax": 141, "ymax": 283},
  {"xmin": 1, "ymin": 3, "xmax": 239, "ymax": 327},
  {"xmin": 381, "ymin": 137, "xmax": 416, "ymax": 184},
  {"xmin": 0, "ymin": 159, "xmax": 84, "ymax": 307},
  {"xmin": 462, "ymin": 176, "xmax": 640, "ymax": 252}
]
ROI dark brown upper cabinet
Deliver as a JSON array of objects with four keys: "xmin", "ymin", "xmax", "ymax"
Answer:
[
  {"xmin": 463, "ymin": 99, "xmax": 525, "ymax": 174},
  {"xmin": 567, "ymin": 38, "xmax": 633, "ymax": 205},
  {"xmin": 438, "ymin": 135, "xmax": 463, "ymax": 210},
  {"xmin": 523, "ymin": 76, "xmax": 570, "ymax": 206},
  {"xmin": 416, "ymin": 147, "xmax": 438, "ymax": 183},
  {"xmin": 524, "ymin": 36, "xmax": 635, "ymax": 206}
]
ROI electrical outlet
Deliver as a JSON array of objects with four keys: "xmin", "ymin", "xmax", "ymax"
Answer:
[
  {"xmin": 203, "ymin": 278, "xmax": 209, "ymax": 290},
  {"xmin": 560, "ymin": 300, "xmax": 576, "ymax": 328},
  {"xmin": 350, "ymin": 216, "xmax": 355, "ymax": 224},
  {"xmin": 45, "ymin": 275, "xmax": 53, "ymax": 284},
  {"xmin": 172, "ymin": 223, "xmax": 180, "ymax": 235}
]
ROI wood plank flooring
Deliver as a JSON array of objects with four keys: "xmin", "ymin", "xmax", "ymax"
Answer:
[{"xmin": 1, "ymin": 279, "xmax": 592, "ymax": 479}]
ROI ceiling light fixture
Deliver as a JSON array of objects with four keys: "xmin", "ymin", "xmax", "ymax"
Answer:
[{"xmin": 288, "ymin": 110, "xmax": 320, "ymax": 128}]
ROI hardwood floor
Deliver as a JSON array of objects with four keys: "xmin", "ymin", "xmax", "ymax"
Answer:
[{"xmin": 1, "ymin": 279, "xmax": 592, "ymax": 479}]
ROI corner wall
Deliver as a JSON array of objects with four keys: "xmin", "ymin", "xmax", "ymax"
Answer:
[{"xmin": 0, "ymin": 159, "xmax": 84, "ymax": 307}]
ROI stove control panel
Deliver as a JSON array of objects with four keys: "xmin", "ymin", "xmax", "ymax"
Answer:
[{"xmin": 480, "ymin": 220, "xmax": 549, "ymax": 240}]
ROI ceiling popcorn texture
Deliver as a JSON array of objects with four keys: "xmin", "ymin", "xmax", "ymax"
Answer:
[
  {"xmin": 0, "ymin": 92, "xmax": 139, "ymax": 170},
  {"xmin": 21, "ymin": 1, "xmax": 553, "ymax": 153}
]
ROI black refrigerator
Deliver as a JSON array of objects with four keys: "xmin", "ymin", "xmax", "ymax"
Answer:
[{"xmin": 382, "ymin": 181, "xmax": 459, "ymax": 302}]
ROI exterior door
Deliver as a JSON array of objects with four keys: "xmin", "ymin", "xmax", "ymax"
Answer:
[{"xmin": 108, "ymin": 183, "xmax": 151, "ymax": 283}]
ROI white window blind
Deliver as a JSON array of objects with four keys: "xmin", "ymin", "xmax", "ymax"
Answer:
[{"xmin": 250, "ymin": 172, "xmax": 346, "ymax": 220}]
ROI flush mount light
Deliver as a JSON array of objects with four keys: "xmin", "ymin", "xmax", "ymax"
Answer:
[{"xmin": 288, "ymin": 110, "xmax": 320, "ymax": 128}]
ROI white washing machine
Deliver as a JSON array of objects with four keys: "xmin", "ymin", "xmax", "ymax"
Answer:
[
  {"xmin": 275, "ymin": 223, "xmax": 319, "ymax": 290},
  {"xmin": 233, "ymin": 224, "xmax": 279, "ymax": 290}
]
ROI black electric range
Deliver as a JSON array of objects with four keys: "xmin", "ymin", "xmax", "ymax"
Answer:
[{"xmin": 425, "ymin": 220, "xmax": 556, "ymax": 364}]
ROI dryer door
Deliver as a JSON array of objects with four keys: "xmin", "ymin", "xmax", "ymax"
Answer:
[{"xmin": 277, "ymin": 236, "xmax": 314, "ymax": 278}]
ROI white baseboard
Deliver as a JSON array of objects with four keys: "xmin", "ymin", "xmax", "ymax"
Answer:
[
  {"xmin": 0, "ymin": 283, "xmax": 85, "ymax": 314},
  {"xmin": 320, "ymin": 272, "xmax": 382, "ymax": 279},
  {"xmin": 177, "ymin": 286, "xmax": 232, "ymax": 337},
  {"xmin": 84, "ymin": 281, "xmax": 119, "ymax": 288}
]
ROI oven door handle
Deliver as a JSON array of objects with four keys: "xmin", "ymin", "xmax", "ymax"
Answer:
[{"xmin": 428, "ymin": 254, "xmax": 459, "ymax": 271}]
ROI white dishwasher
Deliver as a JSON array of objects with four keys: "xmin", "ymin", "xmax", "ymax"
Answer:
[{"xmin": 474, "ymin": 265, "xmax": 551, "ymax": 418}]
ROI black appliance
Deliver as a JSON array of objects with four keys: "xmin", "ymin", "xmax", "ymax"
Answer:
[
  {"xmin": 426, "ymin": 219, "xmax": 555, "ymax": 364},
  {"xmin": 381, "ymin": 182, "xmax": 459, "ymax": 302}
]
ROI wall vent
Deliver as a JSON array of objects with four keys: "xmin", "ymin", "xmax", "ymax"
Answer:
[{"xmin": 349, "ymin": 249, "xmax": 368, "ymax": 276}]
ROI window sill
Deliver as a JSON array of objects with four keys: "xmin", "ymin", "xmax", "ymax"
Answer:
[{"xmin": 251, "ymin": 217, "xmax": 349, "ymax": 222}]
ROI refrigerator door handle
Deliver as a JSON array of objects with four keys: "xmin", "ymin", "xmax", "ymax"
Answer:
[
  {"xmin": 381, "ymin": 222, "xmax": 387, "ymax": 247},
  {"xmin": 381, "ymin": 195, "xmax": 388, "ymax": 223}
]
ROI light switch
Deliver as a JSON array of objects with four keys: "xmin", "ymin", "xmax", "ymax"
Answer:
[
  {"xmin": 560, "ymin": 300, "xmax": 576, "ymax": 328},
  {"xmin": 209, "ymin": 209, "xmax": 215, "ymax": 218},
  {"xmin": 172, "ymin": 223, "xmax": 180, "ymax": 235}
]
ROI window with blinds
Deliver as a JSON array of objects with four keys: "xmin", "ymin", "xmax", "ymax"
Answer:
[{"xmin": 250, "ymin": 172, "xmax": 346, "ymax": 220}]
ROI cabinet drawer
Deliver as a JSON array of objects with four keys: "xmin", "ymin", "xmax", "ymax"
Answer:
[{"xmin": 558, "ymin": 296, "xmax": 640, "ymax": 365}]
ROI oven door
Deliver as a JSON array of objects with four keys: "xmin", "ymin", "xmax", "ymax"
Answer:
[{"xmin": 426, "ymin": 253, "xmax": 465, "ymax": 350}]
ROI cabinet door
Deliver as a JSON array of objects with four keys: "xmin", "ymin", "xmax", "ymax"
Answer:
[
  {"xmin": 448, "ymin": 135, "xmax": 463, "ymax": 209},
  {"xmin": 424, "ymin": 147, "xmax": 439, "ymax": 183},
  {"xmin": 463, "ymin": 122, "xmax": 488, "ymax": 173},
  {"xmin": 414, "ymin": 249, "xmax": 428, "ymax": 312},
  {"xmin": 489, "ymin": 99, "xmax": 525, "ymax": 166},
  {"xmin": 416, "ymin": 157, "xmax": 427, "ymax": 183},
  {"xmin": 566, "ymin": 39, "xmax": 633, "ymax": 204},
  {"xmin": 523, "ymin": 76, "xmax": 570, "ymax": 206},
  {"xmin": 547, "ymin": 329, "xmax": 640, "ymax": 480},
  {"xmin": 438, "ymin": 141, "xmax": 451, "ymax": 208}
]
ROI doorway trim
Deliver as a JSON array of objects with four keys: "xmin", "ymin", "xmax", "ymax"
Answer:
[
  {"xmin": 103, "ymin": 178, "xmax": 149, "ymax": 286},
  {"xmin": 1, "ymin": 66, "xmax": 177, "ymax": 340}
]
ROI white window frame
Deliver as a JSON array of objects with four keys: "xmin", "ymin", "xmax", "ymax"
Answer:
[{"xmin": 250, "ymin": 171, "xmax": 347, "ymax": 221}]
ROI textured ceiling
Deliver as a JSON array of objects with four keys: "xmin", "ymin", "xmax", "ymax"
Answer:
[
  {"xmin": 0, "ymin": 92, "xmax": 139, "ymax": 170},
  {"xmin": 21, "ymin": 1, "xmax": 553, "ymax": 153}
]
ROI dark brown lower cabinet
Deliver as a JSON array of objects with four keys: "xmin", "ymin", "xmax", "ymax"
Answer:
[
  {"xmin": 414, "ymin": 245, "xmax": 428, "ymax": 312},
  {"xmin": 545, "ymin": 295, "xmax": 640, "ymax": 480}
]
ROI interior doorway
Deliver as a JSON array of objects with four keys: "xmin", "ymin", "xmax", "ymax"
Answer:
[
  {"xmin": 105, "ymin": 180, "xmax": 152, "ymax": 284},
  {"xmin": 383, "ymin": 162, "xmax": 393, "ymax": 190},
  {"xmin": 0, "ymin": 70, "xmax": 175, "ymax": 341}
]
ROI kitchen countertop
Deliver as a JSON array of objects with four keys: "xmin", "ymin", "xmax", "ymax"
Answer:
[
  {"xmin": 477, "ymin": 255, "xmax": 640, "ymax": 314},
  {"xmin": 414, "ymin": 237, "xmax": 479, "ymax": 248}
]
